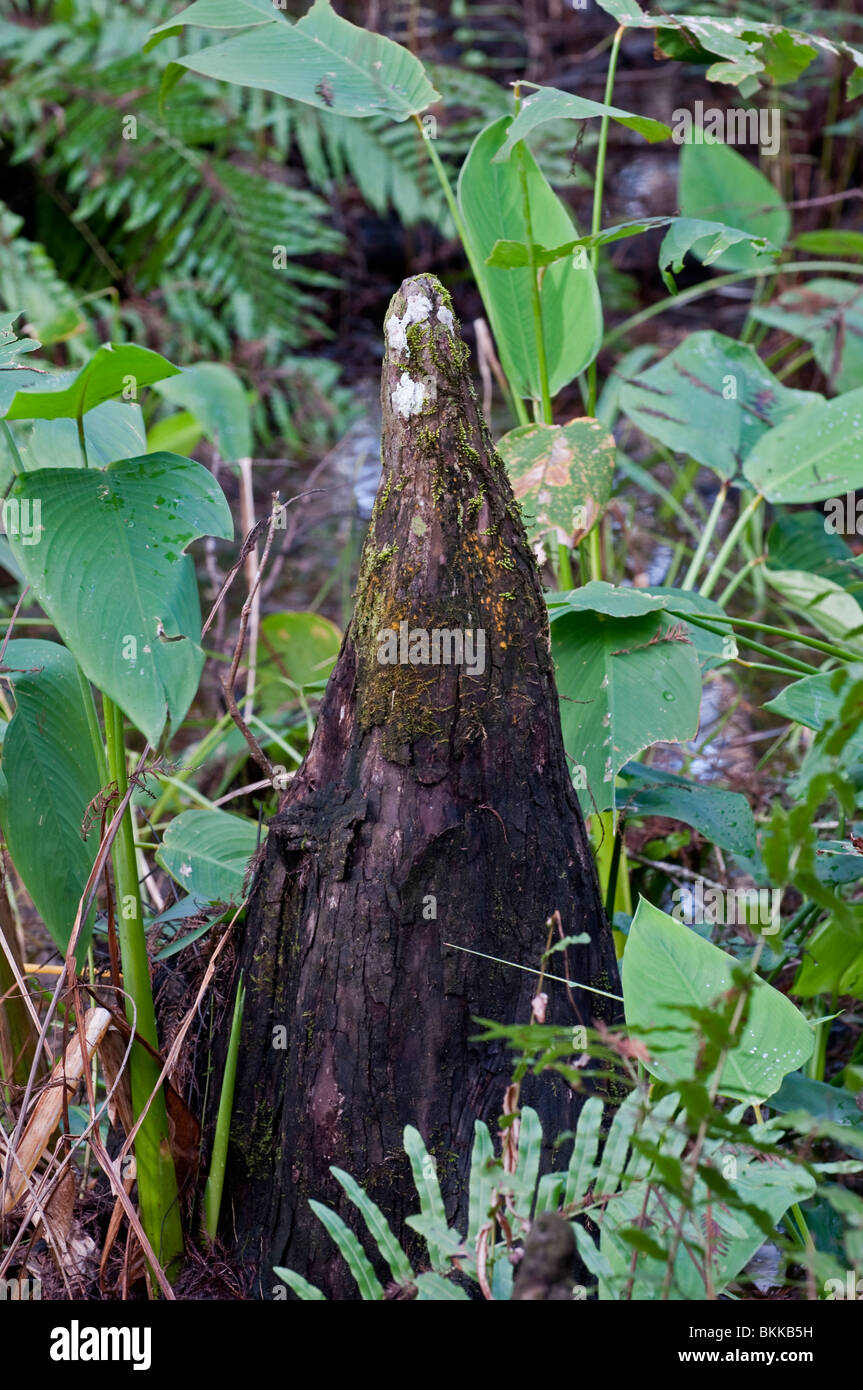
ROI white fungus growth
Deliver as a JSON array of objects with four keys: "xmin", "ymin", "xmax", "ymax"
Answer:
[
  {"xmin": 386, "ymin": 293, "xmax": 433, "ymax": 354},
  {"xmin": 436, "ymin": 305, "xmax": 455, "ymax": 333},
  {"xmin": 391, "ymin": 372, "xmax": 426, "ymax": 418}
]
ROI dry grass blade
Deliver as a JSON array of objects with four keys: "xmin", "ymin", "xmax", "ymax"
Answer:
[{"xmin": 1, "ymin": 1006, "xmax": 111, "ymax": 1214}]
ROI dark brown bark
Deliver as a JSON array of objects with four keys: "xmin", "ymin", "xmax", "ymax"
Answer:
[{"xmin": 222, "ymin": 274, "xmax": 620, "ymax": 1298}]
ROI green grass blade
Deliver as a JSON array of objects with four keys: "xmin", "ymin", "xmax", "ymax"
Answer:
[
  {"xmin": 330, "ymin": 1166, "xmax": 413, "ymax": 1285},
  {"xmin": 204, "ymin": 973, "xmax": 245, "ymax": 1241},
  {"xmin": 308, "ymin": 1200, "xmax": 384, "ymax": 1300}
]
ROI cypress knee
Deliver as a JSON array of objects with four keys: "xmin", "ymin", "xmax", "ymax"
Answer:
[{"xmin": 223, "ymin": 274, "xmax": 620, "ymax": 1297}]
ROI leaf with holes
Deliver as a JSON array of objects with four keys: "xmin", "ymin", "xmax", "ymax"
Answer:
[
  {"xmin": 6, "ymin": 453, "xmax": 233, "ymax": 744},
  {"xmin": 679, "ymin": 141, "xmax": 790, "ymax": 271},
  {"xmin": 492, "ymin": 83, "xmax": 670, "ymax": 153}
]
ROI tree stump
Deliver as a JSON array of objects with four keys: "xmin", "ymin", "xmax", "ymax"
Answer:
[{"xmin": 223, "ymin": 274, "xmax": 620, "ymax": 1298}]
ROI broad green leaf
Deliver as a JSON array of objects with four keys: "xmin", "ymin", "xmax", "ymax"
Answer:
[
  {"xmin": 794, "ymin": 231, "xmax": 863, "ymax": 260},
  {"xmin": 7, "ymin": 454, "xmax": 233, "ymax": 744},
  {"xmin": 767, "ymin": 511, "xmax": 860, "ymax": 591},
  {"xmin": 597, "ymin": 9, "xmax": 826, "ymax": 94},
  {"xmin": 618, "ymin": 764, "xmax": 756, "ymax": 857},
  {"xmin": 330, "ymin": 1166, "xmax": 413, "ymax": 1285},
  {"xmin": 12, "ymin": 400, "xmax": 147, "ymax": 473},
  {"xmin": 764, "ymin": 665, "xmax": 863, "ymax": 733},
  {"xmin": 600, "ymin": 1137, "xmax": 814, "ymax": 1299},
  {"xmin": 156, "ymin": 808, "xmax": 263, "ymax": 903},
  {"xmin": 255, "ymin": 610, "xmax": 341, "ymax": 714},
  {"xmin": 643, "ymin": 588, "xmax": 737, "ymax": 670},
  {"xmin": 657, "ymin": 217, "xmax": 777, "ymax": 288},
  {"xmin": 487, "ymin": 216, "xmax": 777, "ymax": 288},
  {"xmin": 0, "ymin": 317, "xmax": 39, "ymax": 369},
  {"xmin": 272, "ymin": 1267, "xmax": 327, "ymax": 1300},
  {"xmin": 459, "ymin": 116, "xmax": 602, "ymax": 400},
  {"xmin": 622, "ymin": 898, "xmax": 814, "ymax": 1101},
  {"xmin": 154, "ymin": 363, "xmax": 252, "ymax": 461},
  {"xmin": 149, "ymin": 0, "xmax": 279, "ymax": 39},
  {"xmin": 5, "ymin": 343, "xmax": 180, "ymax": 422},
  {"xmin": 770, "ymin": 1071, "xmax": 863, "ymax": 1131},
  {"xmin": 498, "ymin": 418, "xmax": 614, "ymax": 554},
  {"xmin": 594, "ymin": 0, "xmax": 645, "ymax": 19},
  {"xmin": 620, "ymin": 332, "xmax": 817, "ymax": 480},
  {"xmin": 793, "ymin": 913, "xmax": 863, "ymax": 999},
  {"xmin": 743, "ymin": 388, "xmax": 863, "ymax": 502},
  {"xmin": 493, "ymin": 84, "xmax": 670, "ymax": 155},
  {"xmin": 146, "ymin": 411, "xmax": 205, "ymax": 458},
  {"xmin": 166, "ymin": 0, "xmax": 439, "ymax": 120},
  {"xmin": 547, "ymin": 580, "xmax": 667, "ymax": 619},
  {"xmin": 764, "ymin": 569, "xmax": 863, "ymax": 654},
  {"xmin": 0, "ymin": 640, "xmax": 102, "ymax": 957},
  {"xmin": 550, "ymin": 601, "xmax": 702, "ymax": 814},
  {"xmin": 679, "ymin": 140, "xmax": 790, "ymax": 271},
  {"xmin": 309, "ymin": 1199, "xmax": 384, "ymax": 1300},
  {"xmin": 751, "ymin": 279, "xmax": 863, "ymax": 394}
]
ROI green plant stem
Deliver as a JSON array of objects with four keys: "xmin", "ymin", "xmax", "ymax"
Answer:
[
  {"xmin": 1, "ymin": 419, "xmax": 24, "ymax": 476},
  {"xmin": 788, "ymin": 1201, "xmax": 815, "ymax": 1258},
  {"xmin": 415, "ymin": 115, "xmax": 529, "ymax": 427},
  {"xmin": 699, "ymin": 493, "xmax": 763, "ymax": 599},
  {"xmin": 76, "ymin": 412, "xmax": 89, "ymax": 468},
  {"xmin": 76, "ymin": 664, "xmax": 108, "ymax": 785},
  {"xmin": 691, "ymin": 609, "xmax": 863, "ymax": 666},
  {"xmin": 680, "ymin": 483, "xmax": 727, "ymax": 591},
  {"xmin": 603, "ymin": 262, "xmax": 863, "ymax": 354},
  {"xmin": 515, "ymin": 137, "xmax": 552, "ymax": 424},
  {"xmin": 204, "ymin": 972, "xmax": 245, "ymax": 1242},
  {"xmin": 716, "ymin": 557, "xmax": 762, "ymax": 608},
  {"xmin": 587, "ymin": 24, "xmax": 624, "ymax": 417},
  {"xmin": 666, "ymin": 609, "xmax": 818, "ymax": 674},
  {"xmin": 777, "ymin": 346, "xmax": 815, "ymax": 381},
  {"xmin": 557, "ymin": 542, "xmax": 574, "ymax": 591},
  {"xmin": 103, "ymin": 694, "xmax": 183, "ymax": 1279}
]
